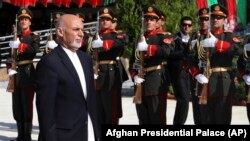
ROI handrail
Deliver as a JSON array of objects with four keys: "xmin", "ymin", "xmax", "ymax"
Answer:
[{"xmin": 0, "ymin": 21, "xmax": 98, "ymax": 67}]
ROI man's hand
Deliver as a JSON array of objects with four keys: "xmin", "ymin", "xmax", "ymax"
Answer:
[
  {"xmin": 9, "ymin": 38, "xmax": 20, "ymax": 49},
  {"xmin": 191, "ymin": 39, "xmax": 197, "ymax": 48},
  {"xmin": 195, "ymin": 74, "xmax": 208, "ymax": 84},
  {"xmin": 136, "ymin": 36, "xmax": 148, "ymax": 51},
  {"xmin": 94, "ymin": 74, "xmax": 98, "ymax": 80},
  {"xmin": 244, "ymin": 43, "xmax": 250, "ymax": 51},
  {"xmin": 92, "ymin": 35, "xmax": 103, "ymax": 48},
  {"xmin": 134, "ymin": 75, "xmax": 145, "ymax": 85},
  {"xmin": 8, "ymin": 69, "xmax": 17, "ymax": 76},
  {"xmin": 46, "ymin": 40, "xmax": 58, "ymax": 49},
  {"xmin": 243, "ymin": 75, "xmax": 250, "ymax": 85},
  {"xmin": 202, "ymin": 33, "xmax": 218, "ymax": 48}
]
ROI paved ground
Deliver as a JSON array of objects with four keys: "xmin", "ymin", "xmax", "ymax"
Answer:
[{"xmin": 0, "ymin": 80, "xmax": 249, "ymax": 141}]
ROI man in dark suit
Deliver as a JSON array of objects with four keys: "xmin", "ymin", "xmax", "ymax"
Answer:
[
  {"xmin": 110, "ymin": 14, "xmax": 129, "ymax": 122},
  {"xmin": 35, "ymin": 14, "xmax": 100, "ymax": 141},
  {"xmin": 168, "ymin": 16, "xmax": 193, "ymax": 124}
]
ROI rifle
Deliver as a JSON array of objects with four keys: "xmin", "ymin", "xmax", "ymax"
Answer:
[
  {"xmin": 93, "ymin": 11, "xmax": 100, "ymax": 87},
  {"xmin": 133, "ymin": 12, "xmax": 144, "ymax": 104},
  {"xmin": 199, "ymin": 7, "xmax": 212, "ymax": 105},
  {"xmin": 199, "ymin": 47, "xmax": 210, "ymax": 105},
  {"xmin": 7, "ymin": 15, "xmax": 18, "ymax": 92},
  {"xmin": 45, "ymin": 13, "xmax": 54, "ymax": 54}
]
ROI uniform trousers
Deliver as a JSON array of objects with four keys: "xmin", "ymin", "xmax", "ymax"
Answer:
[
  {"xmin": 136, "ymin": 94, "xmax": 166, "ymax": 124},
  {"xmin": 207, "ymin": 71, "xmax": 234, "ymax": 124}
]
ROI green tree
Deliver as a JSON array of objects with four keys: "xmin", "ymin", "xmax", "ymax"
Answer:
[
  {"xmin": 115, "ymin": 0, "xmax": 151, "ymax": 57},
  {"xmin": 115, "ymin": 0, "xmax": 199, "ymax": 57}
]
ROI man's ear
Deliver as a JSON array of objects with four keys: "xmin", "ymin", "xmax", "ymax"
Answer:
[{"xmin": 56, "ymin": 27, "xmax": 63, "ymax": 37}]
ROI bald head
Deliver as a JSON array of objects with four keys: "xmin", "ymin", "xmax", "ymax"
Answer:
[
  {"xmin": 56, "ymin": 14, "xmax": 81, "ymax": 29},
  {"xmin": 56, "ymin": 14, "xmax": 84, "ymax": 52}
]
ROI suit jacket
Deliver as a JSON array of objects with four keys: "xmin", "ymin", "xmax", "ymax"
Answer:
[
  {"xmin": 35, "ymin": 46, "xmax": 100, "ymax": 141},
  {"xmin": 168, "ymin": 32, "xmax": 189, "ymax": 82}
]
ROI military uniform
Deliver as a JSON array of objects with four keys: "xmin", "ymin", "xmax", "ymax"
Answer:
[
  {"xmin": 7, "ymin": 8, "xmax": 40, "ymax": 141},
  {"xmin": 188, "ymin": 8, "xmax": 210, "ymax": 125},
  {"xmin": 189, "ymin": 4, "xmax": 242, "ymax": 124},
  {"xmin": 43, "ymin": 12, "xmax": 64, "ymax": 55},
  {"xmin": 237, "ymin": 35, "xmax": 250, "ymax": 123},
  {"xmin": 129, "ymin": 6, "xmax": 173, "ymax": 124},
  {"xmin": 110, "ymin": 15, "xmax": 129, "ymax": 120},
  {"xmin": 94, "ymin": 8, "xmax": 125, "ymax": 125}
]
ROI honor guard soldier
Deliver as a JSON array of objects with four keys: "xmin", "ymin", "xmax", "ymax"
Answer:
[
  {"xmin": 129, "ymin": 6, "xmax": 174, "ymax": 124},
  {"xmin": 156, "ymin": 10, "xmax": 166, "ymax": 32},
  {"xmin": 110, "ymin": 14, "xmax": 129, "ymax": 123},
  {"xmin": 169, "ymin": 16, "xmax": 193, "ymax": 125},
  {"xmin": 7, "ymin": 8, "xmax": 40, "ymax": 141},
  {"xmin": 237, "ymin": 35, "xmax": 250, "ymax": 123},
  {"xmin": 91, "ymin": 7, "xmax": 125, "ymax": 125},
  {"xmin": 188, "ymin": 8, "xmax": 210, "ymax": 124},
  {"xmin": 43, "ymin": 12, "xmax": 64, "ymax": 55},
  {"xmin": 156, "ymin": 10, "xmax": 172, "ymax": 92},
  {"xmin": 189, "ymin": 4, "xmax": 242, "ymax": 124}
]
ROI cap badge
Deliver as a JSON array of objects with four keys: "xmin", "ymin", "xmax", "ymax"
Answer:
[
  {"xmin": 22, "ymin": 9, "xmax": 27, "ymax": 14},
  {"xmin": 202, "ymin": 9, "xmax": 207, "ymax": 14},
  {"xmin": 148, "ymin": 7, "xmax": 153, "ymax": 12},
  {"xmin": 104, "ymin": 8, "xmax": 109, "ymax": 13},
  {"xmin": 215, "ymin": 5, "xmax": 220, "ymax": 11}
]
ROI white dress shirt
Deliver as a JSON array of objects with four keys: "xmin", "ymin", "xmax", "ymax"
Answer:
[
  {"xmin": 180, "ymin": 31, "xmax": 190, "ymax": 43},
  {"xmin": 63, "ymin": 47, "xmax": 95, "ymax": 141}
]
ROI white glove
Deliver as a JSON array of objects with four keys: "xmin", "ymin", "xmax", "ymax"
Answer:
[
  {"xmin": 191, "ymin": 39, "xmax": 197, "ymax": 48},
  {"xmin": 244, "ymin": 43, "xmax": 250, "ymax": 51},
  {"xmin": 195, "ymin": 74, "xmax": 208, "ymax": 84},
  {"xmin": 134, "ymin": 75, "xmax": 145, "ymax": 84},
  {"xmin": 94, "ymin": 74, "xmax": 98, "ymax": 80},
  {"xmin": 92, "ymin": 35, "xmax": 103, "ymax": 48},
  {"xmin": 243, "ymin": 75, "xmax": 250, "ymax": 85},
  {"xmin": 46, "ymin": 40, "xmax": 58, "ymax": 49},
  {"xmin": 201, "ymin": 33, "xmax": 218, "ymax": 48},
  {"xmin": 9, "ymin": 38, "xmax": 20, "ymax": 49},
  {"xmin": 136, "ymin": 36, "xmax": 148, "ymax": 51},
  {"xmin": 8, "ymin": 69, "xmax": 17, "ymax": 76}
]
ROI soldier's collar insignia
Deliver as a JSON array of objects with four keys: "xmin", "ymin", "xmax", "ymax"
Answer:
[
  {"xmin": 104, "ymin": 8, "xmax": 109, "ymax": 13},
  {"xmin": 22, "ymin": 9, "xmax": 27, "ymax": 14},
  {"xmin": 215, "ymin": 5, "xmax": 220, "ymax": 11},
  {"xmin": 148, "ymin": 7, "xmax": 153, "ymax": 12}
]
